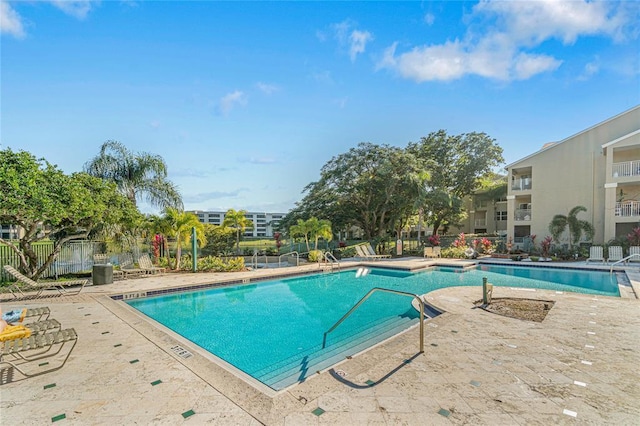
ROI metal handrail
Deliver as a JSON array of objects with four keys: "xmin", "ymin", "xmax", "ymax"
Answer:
[
  {"xmin": 610, "ymin": 253, "xmax": 640, "ymax": 274},
  {"xmin": 278, "ymin": 251, "xmax": 299, "ymax": 267},
  {"xmin": 323, "ymin": 251, "xmax": 339, "ymax": 271},
  {"xmin": 322, "ymin": 287, "xmax": 425, "ymax": 353},
  {"xmin": 250, "ymin": 252, "xmax": 268, "ymax": 270}
]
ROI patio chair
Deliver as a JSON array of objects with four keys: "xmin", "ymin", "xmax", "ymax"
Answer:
[
  {"xmin": 118, "ymin": 253, "xmax": 146, "ymax": 278},
  {"xmin": 607, "ymin": 246, "xmax": 624, "ymax": 264},
  {"xmin": 586, "ymin": 246, "xmax": 605, "ymax": 264},
  {"xmin": 424, "ymin": 246, "xmax": 441, "ymax": 258},
  {"xmin": 356, "ymin": 244, "xmax": 390, "ymax": 261},
  {"xmin": 364, "ymin": 243, "xmax": 391, "ymax": 259},
  {"xmin": 138, "ymin": 254, "xmax": 166, "ymax": 275},
  {"xmin": 3, "ymin": 266, "xmax": 87, "ymax": 299},
  {"xmin": 0, "ymin": 328, "xmax": 78, "ymax": 379},
  {"xmin": 629, "ymin": 246, "xmax": 640, "ymax": 263},
  {"xmin": 2, "ymin": 307, "xmax": 50, "ymax": 323}
]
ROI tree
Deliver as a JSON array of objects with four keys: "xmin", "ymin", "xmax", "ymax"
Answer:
[
  {"xmin": 548, "ymin": 206, "xmax": 595, "ymax": 249},
  {"xmin": 407, "ymin": 130, "xmax": 504, "ymax": 234},
  {"xmin": 84, "ymin": 140, "xmax": 183, "ymax": 210},
  {"xmin": 309, "ymin": 218, "xmax": 333, "ymax": 250},
  {"xmin": 163, "ymin": 208, "xmax": 206, "ymax": 270},
  {"xmin": 0, "ymin": 148, "xmax": 141, "ymax": 279},
  {"xmin": 295, "ymin": 143, "xmax": 427, "ymax": 239},
  {"xmin": 203, "ymin": 224, "xmax": 236, "ymax": 256},
  {"xmin": 222, "ymin": 209, "xmax": 253, "ymax": 254},
  {"xmin": 290, "ymin": 218, "xmax": 312, "ymax": 252}
]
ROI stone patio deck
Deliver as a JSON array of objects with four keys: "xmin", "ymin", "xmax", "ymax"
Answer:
[{"xmin": 1, "ymin": 259, "xmax": 639, "ymax": 425}]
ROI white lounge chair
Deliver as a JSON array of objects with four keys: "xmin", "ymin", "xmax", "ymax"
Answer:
[
  {"xmin": 355, "ymin": 244, "xmax": 388, "ymax": 261},
  {"xmin": 364, "ymin": 243, "xmax": 391, "ymax": 259},
  {"xmin": 607, "ymin": 246, "xmax": 624, "ymax": 263},
  {"xmin": 629, "ymin": 246, "xmax": 640, "ymax": 262},
  {"xmin": 138, "ymin": 254, "xmax": 166, "ymax": 275},
  {"xmin": 586, "ymin": 246, "xmax": 605, "ymax": 263},
  {"xmin": 424, "ymin": 246, "xmax": 441, "ymax": 258}
]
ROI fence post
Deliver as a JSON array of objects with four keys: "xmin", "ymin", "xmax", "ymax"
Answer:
[{"xmin": 482, "ymin": 277, "xmax": 493, "ymax": 305}]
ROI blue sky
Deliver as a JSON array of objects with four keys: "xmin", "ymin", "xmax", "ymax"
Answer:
[{"xmin": 2, "ymin": 1, "xmax": 639, "ymax": 214}]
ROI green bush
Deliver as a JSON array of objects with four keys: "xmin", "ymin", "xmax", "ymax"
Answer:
[
  {"xmin": 308, "ymin": 249, "xmax": 323, "ymax": 262},
  {"xmin": 440, "ymin": 246, "xmax": 468, "ymax": 258},
  {"xmin": 198, "ymin": 256, "xmax": 245, "ymax": 272}
]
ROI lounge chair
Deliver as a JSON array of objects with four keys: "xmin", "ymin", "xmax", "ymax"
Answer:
[
  {"xmin": 0, "ymin": 328, "xmax": 78, "ymax": 379},
  {"xmin": 424, "ymin": 246, "xmax": 441, "ymax": 258},
  {"xmin": 586, "ymin": 246, "xmax": 605, "ymax": 264},
  {"xmin": 118, "ymin": 253, "xmax": 146, "ymax": 278},
  {"xmin": 356, "ymin": 244, "xmax": 390, "ymax": 261},
  {"xmin": 138, "ymin": 254, "xmax": 166, "ymax": 275},
  {"xmin": 3, "ymin": 266, "xmax": 87, "ymax": 299},
  {"xmin": 607, "ymin": 246, "xmax": 624, "ymax": 263},
  {"xmin": 629, "ymin": 246, "xmax": 640, "ymax": 263},
  {"xmin": 364, "ymin": 243, "xmax": 391, "ymax": 259}
]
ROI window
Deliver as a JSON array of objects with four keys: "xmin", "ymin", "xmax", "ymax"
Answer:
[{"xmin": 495, "ymin": 211, "xmax": 507, "ymax": 221}]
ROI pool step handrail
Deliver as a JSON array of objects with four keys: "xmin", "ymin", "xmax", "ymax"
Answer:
[
  {"xmin": 250, "ymin": 252, "xmax": 269, "ymax": 270},
  {"xmin": 323, "ymin": 251, "xmax": 339, "ymax": 271},
  {"xmin": 610, "ymin": 253, "xmax": 640, "ymax": 273},
  {"xmin": 278, "ymin": 251, "xmax": 299, "ymax": 267},
  {"xmin": 322, "ymin": 287, "xmax": 425, "ymax": 353}
]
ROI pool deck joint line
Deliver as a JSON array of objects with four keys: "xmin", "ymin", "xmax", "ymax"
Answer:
[
  {"xmin": 438, "ymin": 408, "xmax": 451, "ymax": 418},
  {"xmin": 51, "ymin": 413, "xmax": 66, "ymax": 422},
  {"xmin": 44, "ymin": 383, "xmax": 56, "ymax": 389},
  {"xmin": 182, "ymin": 409, "xmax": 195, "ymax": 418},
  {"xmin": 312, "ymin": 407, "xmax": 325, "ymax": 416}
]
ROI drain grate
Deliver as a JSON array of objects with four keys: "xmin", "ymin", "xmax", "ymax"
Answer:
[{"xmin": 171, "ymin": 345, "xmax": 193, "ymax": 359}]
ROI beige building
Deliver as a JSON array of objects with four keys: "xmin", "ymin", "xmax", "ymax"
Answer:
[
  {"xmin": 188, "ymin": 210, "xmax": 285, "ymax": 238},
  {"xmin": 506, "ymin": 105, "xmax": 640, "ymax": 247},
  {"xmin": 455, "ymin": 181, "xmax": 508, "ymax": 236}
]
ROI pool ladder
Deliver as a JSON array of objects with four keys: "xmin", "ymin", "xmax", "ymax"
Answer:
[
  {"xmin": 278, "ymin": 251, "xmax": 299, "ymax": 267},
  {"xmin": 322, "ymin": 287, "xmax": 425, "ymax": 353},
  {"xmin": 322, "ymin": 251, "xmax": 340, "ymax": 272},
  {"xmin": 609, "ymin": 253, "xmax": 640, "ymax": 273}
]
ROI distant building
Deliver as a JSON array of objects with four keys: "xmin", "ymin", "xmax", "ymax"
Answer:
[
  {"xmin": 188, "ymin": 210, "xmax": 286, "ymax": 238},
  {"xmin": 0, "ymin": 224, "xmax": 22, "ymax": 240}
]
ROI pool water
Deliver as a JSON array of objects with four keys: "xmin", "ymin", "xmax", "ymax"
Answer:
[{"xmin": 126, "ymin": 265, "xmax": 619, "ymax": 390}]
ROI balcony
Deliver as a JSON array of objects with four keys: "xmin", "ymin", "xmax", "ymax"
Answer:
[
  {"xmin": 615, "ymin": 201, "xmax": 640, "ymax": 217},
  {"xmin": 612, "ymin": 160, "xmax": 640, "ymax": 178},
  {"xmin": 511, "ymin": 178, "xmax": 532, "ymax": 191},
  {"xmin": 514, "ymin": 209, "xmax": 531, "ymax": 221},
  {"xmin": 474, "ymin": 219, "xmax": 487, "ymax": 227}
]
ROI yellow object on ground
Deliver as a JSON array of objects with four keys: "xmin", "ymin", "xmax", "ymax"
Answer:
[{"xmin": 0, "ymin": 324, "xmax": 32, "ymax": 342}]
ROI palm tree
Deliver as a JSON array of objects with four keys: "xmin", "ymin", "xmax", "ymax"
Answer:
[
  {"xmin": 549, "ymin": 205, "xmax": 594, "ymax": 249},
  {"xmin": 84, "ymin": 140, "xmax": 183, "ymax": 210},
  {"xmin": 308, "ymin": 218, "xmax": 333, "ymax": 250},
  {"xmin": 164, "ymin": 208, "xmax": 206, "ymax": 270},
  {"xmin": 222, "ymin": 209, "xmax": 253, "ymax": 254},
  {"xmin": 290, "ymin": 218, "xmax": 311, "ymax": 252}
]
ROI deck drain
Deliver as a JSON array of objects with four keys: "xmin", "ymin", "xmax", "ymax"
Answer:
[{"xmin": 171, "ymin": 345, "xmax": 193, "ymax": 359}]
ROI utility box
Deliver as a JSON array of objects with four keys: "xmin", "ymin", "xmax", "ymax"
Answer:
[{"xmin": 92, "ymin": 264, "xmax": 113, "ymax": 285}]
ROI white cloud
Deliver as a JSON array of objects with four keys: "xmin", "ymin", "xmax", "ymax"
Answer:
[
  {"xmin": 219, "ymin": 91, "xmax": 247, "ymax": 116},
  {"xmin": 256, "ymin": 82, "xmax": 279, "ymax": 95},
  {"xmin": 378, "ymin": 0, "xmax": 636, "ymax": 82},
  {"xmin": 349, "ymin": 29, "xmax": 373, "ymax": 62},
  {"xmin": 331, "ymin": 20, "xmax": 373, "ymax": 62},
  {"xmin": 578, "ymin": 58, "xmax": 601, "ymax": 81},
  {"xmin": 49, "ymin": 0, "xmax": 96, "ymax": 20},
  {"xmin": 1, "ymin": 1, "xmax": 25, "ymax": 38}
]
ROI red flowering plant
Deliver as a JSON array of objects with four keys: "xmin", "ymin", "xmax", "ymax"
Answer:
[
  {"xmin": 452, "ymin": 233, "xmax": 467, "ymax": 248},
  {"xmin": 273, "ymin": 232, "xmax": 283, "ymax": 253},
  {"xmin": 428, "ymin": 234, "xmax": 441, "ymax": 246},
  {"xmin": 541, "ymin": 236, "xmax": 553, "ymax": 259},
  {"xmin": 480, "ymin": 237, "xmax": 494, "ymax": 253},
  {"xmin": 627, "ymin": 227, "xmax": 640, "ymax": 246}
]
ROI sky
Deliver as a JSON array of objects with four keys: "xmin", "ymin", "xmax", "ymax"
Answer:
[{"xmin": 1, "ymin": 1, "xmax": 639, "ymax": 215}]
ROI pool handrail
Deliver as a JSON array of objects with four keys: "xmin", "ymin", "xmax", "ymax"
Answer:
[
  {"xmin": 278, "ymin": 251, "xmax": 299, "ymax": 267},
  {"xmin": 323, "ymin": 251, "xmax": 339, "ymax": 270},
  {"xmin": 610, "ymin": 253, "xmax": 640, "ymax": 273},
  {"xmin": 322, "ymin": 287, "xmax": 424, "ymax": 353}
]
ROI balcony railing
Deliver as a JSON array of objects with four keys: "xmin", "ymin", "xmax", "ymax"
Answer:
[
  {"xmin": 514, "ymin": 209, "xmax": 531, "ymax": 221},
  {"xmin": 511, "ymin": 178, "xmax": 532, "ymax": 191},
  {"xmin": 474, "ymin": 219, "xmax": 487, "ymax": 227},
  {"xmin": 615, "ymin": 201, "xmax": 640, "ymax": 217},
  {"xmin": 613, "ymin": 160, "xmax": 640, "ymax": 178}
]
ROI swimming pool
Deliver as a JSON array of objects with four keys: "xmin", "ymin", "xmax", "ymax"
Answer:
[{"xmin": 126, "ymin": 265, "xmax": 619, "ymax": 391}]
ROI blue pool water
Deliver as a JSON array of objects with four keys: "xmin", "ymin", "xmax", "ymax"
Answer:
[{"xmin": 126, "ymin": 265, "xmax": 619, "ymax": 390}]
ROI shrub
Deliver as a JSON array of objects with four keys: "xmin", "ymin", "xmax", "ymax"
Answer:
[
  {"xmin": 308, "ymin": 249, "xmax": 323, "ymax": 262},
  {"xmin": 197, "ymin": 256, "xmax": 245, "ymax": 272},
  {"xmin": 440, "ymin": 246, "xmax": 468, "ymax": 258}
]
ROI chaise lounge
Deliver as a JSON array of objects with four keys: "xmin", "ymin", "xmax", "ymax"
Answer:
[{"xmin": 3, "ymin": 265, "xmax": 87, "ymax": 299}]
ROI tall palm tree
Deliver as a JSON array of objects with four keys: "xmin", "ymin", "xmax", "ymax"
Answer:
[
  {"xmin": 308, "ymin": 217, "xmax": 333, "ymax": 250},
  {"xmin": 222, "ymin": 209, "xmax": 253, "ymax": 254},
  {"xmin": 549, "ymin": 205, "xmax": 594, "ymax": 249},
  {"xmin": 84, "ymin": 140, "xmax": 183, "ymax": 210},
  {"xmin": 290, "ymin": 218, "xmax": 311, "ymax": 252},
  {"xmin": 164, "ymin": 208, "xmax": 206, "ymax": 270}
]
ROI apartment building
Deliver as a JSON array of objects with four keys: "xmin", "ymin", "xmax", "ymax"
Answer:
[
  {"xmin": 455, "ymin": 181, "xmax": 508, "ymax": 236},
  {"xmin": 505, "ymin": 105, "xmax": 640, "ymax": 247},
  {"xmin": 188, "ymin": 210, "xmax": 285, "ymax": 238}
]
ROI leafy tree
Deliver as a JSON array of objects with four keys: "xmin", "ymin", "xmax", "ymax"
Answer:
[
  {"xmin": 309, "ymin": 218, "xmax": 333, "ymax": 250},
  {"xmin": 163, "ymin": 208, "xmax": 206, "ymax": 270},
  {"xmin": 84, "ymin": 140, "xmax": 183, "ymax": 210},
  {"xmin": 144, "ymin": 214, "xmax": 173, "ymax": 263},
  {"xmin": 548, "ymin": 205, "xmax": 595, "ymax": 248},
  {"xmin": 296, "ymin": 143, "xmax": 427, "ymax": 239},
  {"xmin": 0, "ymin": 148, "xmax": 140, "ymax": 279},
  {"xmin": 222, "ymin": 209, "xmax": 253, "ymax": 254},
  {"xmin": 203, "ymin": 224, "xmax": 236, "ymax": 256},
  {"xmin": 407, "ymin": 130, "xmax": 504, "ymax": 234}
]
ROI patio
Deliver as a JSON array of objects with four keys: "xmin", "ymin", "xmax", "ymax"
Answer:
[{"xmin": 1, "ymin": 259, "xmax": 639, "ymax": 424}]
